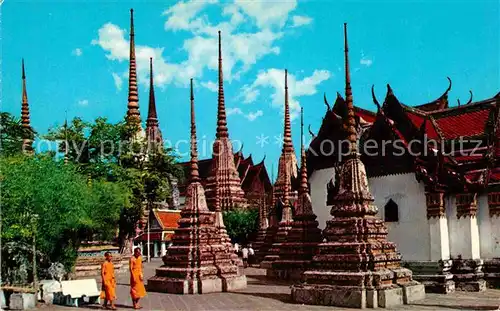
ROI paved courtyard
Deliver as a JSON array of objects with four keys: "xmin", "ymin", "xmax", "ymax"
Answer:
[{"xmin": 39, "ymin": 258, "xmax": 500, "ymax": 311}]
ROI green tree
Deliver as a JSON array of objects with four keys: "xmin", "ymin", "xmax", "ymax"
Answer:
[
  {"xmin": 0, "ymin": 155, "xmax": 129, "ymax": 284},
  {"xmin": 223, "ymin": 208, "xmax": 259, "ymax": 244},
  {"xmin": 0, "ymin": 112, "xmax": 35, "ymax": 156}
]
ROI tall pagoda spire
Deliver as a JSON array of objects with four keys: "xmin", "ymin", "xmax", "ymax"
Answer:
[
  {"xmin": 216, "ymin": 30, "xmax": 228, "ymax": 138},
  {"xmin": 126, "ymin": 8, "xmax": 141, "ymax": 127},
  {"xmin": 146, "ymin": 57, "xmax": 162, "ymax": 146},
  {"xmin": 189, "ymin": 78, "xmax": 200, "ymax": 183},
  {"xmin": 283, "ymin": 69, "xmax": 294, "ymax": 154},
  {"xmin": 343, "ymin": 23, "xmax": 357, "ymax": 154},
  {"xmin": 204, "ymin": 31, "xmax": 247, "ymax": 211},
  {"xmin": 272, "ymin": 69, "xmax": 298, "ymax": 208},
  {"xmin": 299, "ymin": 107, "xmax": 308, "ymax": 195},
  {"xmin": 21, "ymin": 59, "xmax": 33, "ymax": 153}
]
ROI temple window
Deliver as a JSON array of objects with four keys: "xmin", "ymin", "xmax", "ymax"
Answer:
[{"xmin": 384, "ymin": 199, "xmax": 399, "ymax": 222}]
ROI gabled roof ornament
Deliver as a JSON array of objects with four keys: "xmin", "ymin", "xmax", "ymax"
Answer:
[
  {"xmin": 466, "ymin": 90, "xmax": 473, "ymax": 105},
  {"xmin": 386, "ymin": 84, "xmax": 394, "ymax": 96},
  {"xmin": 371, "ymin": 85, "xmax": 381, "ymax": 111},
  {"xmin": 308, "ymin": 124, "xmax": 316, "ymax": 139},
  {"xmin": 457, "ymin": 99, "xmax": 461, "ymax": 107},
  {"xmin": 324, "ymin": 93, "xmax": 331, "ymax": 111}
]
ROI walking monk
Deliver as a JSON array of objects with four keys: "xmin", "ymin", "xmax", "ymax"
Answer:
[
  {"xmin": 100, "ymin": 252, "xmax": 117, "ymax": 310},
  {"xmin": 130, "ymin": 248, "xmax": 146, "ymax": 309}
]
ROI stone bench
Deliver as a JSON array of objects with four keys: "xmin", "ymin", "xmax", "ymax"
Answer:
[{"xmin": 59, "ymin": 279, "xmax": 100, "ymax": 307}]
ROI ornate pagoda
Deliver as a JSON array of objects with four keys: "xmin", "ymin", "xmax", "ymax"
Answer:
[
  {"xmin": 291, "ymin": 24, "xmax": 425, "ymax": 308},
  {"xmin": 204, "ymin": 32, "xmax": 248, "ymax": 211},
  {"xmin": 147, "ymin": 79, "xmax": 246, "ymax": 294},
  {"xmin": 269, "ymin": 107, "xmax": 322, "ymax": 281},
  {"xmin": 260, "ymin": 70, "xmax": 296, "ymax": 270},
  {"xmin": 20, "ymin": 59, "xmax": 34, "ymax": 154}
]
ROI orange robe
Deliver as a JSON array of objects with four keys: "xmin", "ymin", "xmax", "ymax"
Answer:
[
  {"xmin": 130, "ymin": 256, "xmax": 146, "ymax": 299},
  {"xmin": 100, "ymin": 261, "xmax": 116, "ymax": 301}
]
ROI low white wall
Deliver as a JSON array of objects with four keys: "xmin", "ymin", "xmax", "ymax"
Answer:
[
  {"xmin": 310, "ymin": 167, "xmax": 335, "ymax": 230},
  {"xmin": 478, "ymin": 194, "xmax": 500, "ymax": 258},
  {"xmin": 369, "ymin": 173, "xmax": 430, "ymax": 261}
]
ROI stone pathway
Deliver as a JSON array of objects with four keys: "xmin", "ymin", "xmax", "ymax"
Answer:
[{"xmin": 38, "ymin": 259, "xmax": 500, "ymax": 311}]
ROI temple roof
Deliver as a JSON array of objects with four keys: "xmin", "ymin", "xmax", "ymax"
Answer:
[{"xmin": 153, "ymin": 209, "xmax": 181, "ymax": 230}]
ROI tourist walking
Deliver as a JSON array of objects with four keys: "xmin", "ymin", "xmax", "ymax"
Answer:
[
  {"xmin": 242, "ymin": 246, "xmax": 249, "ymax": 268},
  {"xmin": 130, "ymin": 248, "xmax": 147, "ymax": 309},
  {"xmin": 248, "ymin": 244, "xmax": 255, "ymax": 266},
  {"xmin": 100, "ymin": 252, "xmax": 116, "ymax": 310}
]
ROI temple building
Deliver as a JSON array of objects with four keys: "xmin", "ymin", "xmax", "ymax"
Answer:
[
  {"xmin": 134, "ymin": 209, "xmax": 181, "ymax": 258},
  {"xmin": 307, "ymin": 53, "xmax": 500, "ymax": 292}
]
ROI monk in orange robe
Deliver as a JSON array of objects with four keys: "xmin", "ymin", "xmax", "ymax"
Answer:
[
  {"xmin": 100, "ymin": 252, "xmax": 116, "ymax": 310},
  {"xmin": 130, "ymin": 248, "xmax": 146, "ymax": 309}
]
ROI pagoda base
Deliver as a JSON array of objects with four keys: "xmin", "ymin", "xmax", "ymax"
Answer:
[
  {"xmin": 260, "ymin": 256, "xmax": 279, "ymax": 270},
  {"xmin": 452, "ymin": 258, "xmax": 486, "ymax": 292},
  {"xmin": 147, "ymin": 274, "xmax": 247, "ymax": 294},
  {"xmin": 292, "ymin": 283, "xmax": 425, "ymax": 308},
  {"xmin": 402, "ymin": 260, "xmax": 455, "ymax": 294},
  {"xmin": 484, "ymin": 258, "xmax": 500, "ymax": 288},
  {"xmin": 268, "ymin": 260, "xmax": 310, "ymax": 282}
]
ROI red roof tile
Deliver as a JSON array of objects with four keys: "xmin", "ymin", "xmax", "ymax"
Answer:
[
  {"xmin": 434, "ymin": 109, "xmax": 490, "ymax": 139},
  {"xmin": 154, "ymin": 210, "xmax": 181, "ymax": 230},
  {"xmin": 404, "ymin": 110, "xmax": 439, "ymax": 140},
  {"xmin": 355, "ymin": 107, "xmax": 376, "ymax": 123}
]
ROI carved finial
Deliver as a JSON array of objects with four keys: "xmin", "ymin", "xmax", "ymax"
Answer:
[
  {"xmin": 324, "ymin": 93, "xmax": 331, "ymax": 111},
  {"xmin": 343, "ymin": 23, "xmax": 357, "ymax": 154},
  {"xmin": 126, "ymin": 8, "xmax": 141, "ymax": 126},
  {"xmin": 386, "ymin": 84, "xmax": 394, "ymax": 96},
  {"xmin": 190, "ymin": 79, "xmax": 200, "ymax": 183},
  {"xmin": 216, "ymin": 30, "xmax": 229, "ymax": 138},
  {"xmin": 457, "ymin": 99, "xmax": 461, "ymax": 107},
  {"xmin": 308, "ymin": 124, "xmax": 316, "ymax": 139},
  {"xmin": 371, "ymin": 85, "xmax": 381, "ymax": 111},
  {"xmin": 466, "ymin": 90, "xmax": 473, "ymax": 105},
  {"xmin": 283, "ymin": 69, "xmax": 294, "ymax": 153},
  {"xmin": 299, "ymin": 107, "xmax": 308, "ymax": 194}
]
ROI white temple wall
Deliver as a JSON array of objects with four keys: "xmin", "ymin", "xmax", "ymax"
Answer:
[
  {"xmin": 478, "ymin": 194, "xmax": 500, "ymax": 258},
  {"xmin": 447, "ymin": 195, "xmax": 481, "ymax": 259},
  {"xmin": 310, "ymin": 167, "xmax": 335, "ymax": 230},
  {"xmin": 369, "ymin": 173, "xmax": 430, "ymax": 261}
]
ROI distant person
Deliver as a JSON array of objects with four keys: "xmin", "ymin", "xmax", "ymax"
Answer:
[
  {"xmin": 248, "ymin": 245, "xmax": 255, "ymax": 266},
  {"xmin": 100, "ymin": 252, "xmax": 116, "ymax": 310},
  {"xmin": 234, "ymin": 243, "xmax": 239, "ymax": 254},
  {"xmin": 242, "ymin": 246, "xmax": 249, "ymax": 268},
  {"xmin": 130, "ymin": 248, "xmax": 147, "ymax": 309}
]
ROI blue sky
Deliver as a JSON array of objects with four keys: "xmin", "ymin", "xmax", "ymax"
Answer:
[{"xmin": 2, "ymin": 0, "xmax": 499, "ymax": 178}]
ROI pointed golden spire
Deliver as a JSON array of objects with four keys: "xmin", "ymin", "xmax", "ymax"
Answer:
[
  {"xmin": 190, "ymin": 79, "xmax": 200, "ymax": 183},
  {"xmin": 216, "ymin": 30, "xmax": 229, "ymax": 138},
  {"xmin": 21, "ymin": 59, "xmax": 33, "ymax": 153},
  {"xmin": 126, "ymin": 8, "xmax": 141, "ymax": 125},
  {"xmin": 283, "ymin": 69, "xmax": 294, "ymax": 153},
  {"xmin": 343, "ymin": 23, "xmax": 357, "ymax": 154},
  {"xmin": 147, "ymin": 58, "xmax": 158, "ymax": 121},
  {"xmin": 299, "ymin": 107, "xmax": 308, "ymax": 195}
]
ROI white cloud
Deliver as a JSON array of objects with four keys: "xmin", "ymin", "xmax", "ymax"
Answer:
[
  {"xmin": 226, "ymin": 107, "xmax": 263, "ymax": 121},
  {"xmin": 290, "ymin": 15, "xmax": 312, "ymax": 28},
  {"xmin": 201, "ymin": 80, "xmax": 217, "ymax": 92},
  {"xmin": 94, "ymin": 0, "xmax": 305, "ymax": 88},
  {"xmin": 360, "ymin": 52, "xmax": 373, "ymax": 67},
  {"xmin": 241, "ymin": 69, "xmax": 331, "ymax": 120},
  {"xmin": 234, "ymin": 0, "xmax": 297, "ymax": 29},
  {"xmin": 112, "ymin": 72, "xmax": 123, "ymax": 91},
  {"xmin": 78, "ymin": 99, "xmax": 89, "ymax": 106},
  {"xmin": 72, "ymin": 48, "xmax": 83, "ymax": 56},
  {"xmin": 227, "ymin": 107, "xmax": 243, "ymax": 116},
  {"xmin": 245, "ymin": 110, "xmax": 263, "ymax": 121}
]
